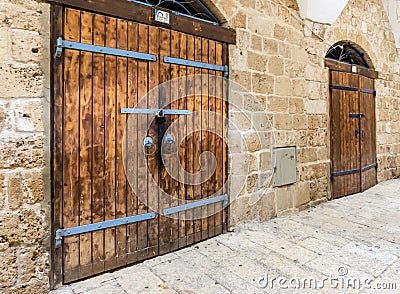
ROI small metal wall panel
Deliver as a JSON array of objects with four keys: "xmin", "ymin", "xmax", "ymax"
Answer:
[{"xmin": 273, "ymin": 146, "xmax": 297, "ymax": 187}]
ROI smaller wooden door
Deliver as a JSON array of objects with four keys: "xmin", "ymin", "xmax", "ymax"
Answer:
[{"xmin": 330, "ymin": 70, "xmax": 377, "ymax": 199}]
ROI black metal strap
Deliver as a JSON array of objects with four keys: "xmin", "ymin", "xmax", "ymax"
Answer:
[
  {"xmin": 331, "ymin": 169, "xmax": 360, "ymax": 179},
  {"xmin": 330, "ymin": 85, "xmax": 358, "ymax": 91},
  {"xmin": 360, "ymin": 89, "xmax": 376, "ymax": 96},
  {"xmin": 349, "ymin": 113, "xmax": 366, "ymax": 118},
  {"xmin": 362, "ymin": 163, "xmax": 377, "ymax": 172}
]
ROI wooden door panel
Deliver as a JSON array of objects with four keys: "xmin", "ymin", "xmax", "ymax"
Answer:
[
  {"xmin": 330, "ymin": 71, "xmax": 361, "ymax": 199},
  {"xmin": 55, "ymin": 6, "xmax": 228, "ymax": 283},
  {"xmin": 359, "ymin": 76, "xmax": 377, "ymax": 191}
]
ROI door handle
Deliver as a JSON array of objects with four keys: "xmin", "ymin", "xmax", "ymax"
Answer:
[{"xmin": 355, "ymin": 129, "xmax": 359, "ymax": 138}]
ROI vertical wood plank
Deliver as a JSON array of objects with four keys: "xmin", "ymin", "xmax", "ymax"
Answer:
[
  {"xmin": 91, "ymin": 12, "xmax": 106, "ymax": 274},
  {"xmin": 115, "ymin": 18, "xmax": 128, "ymax": 267},
  {"xmin": 104, "ymin": 15, "xmax": 117, "ymax": 271},
  {"xmin": 177, "ymin": 32, "xmax": 188, "ymax": 248},
  {"xmin": 200, "ymin": 37, "xmax": 209, "ymax": 240},
  {"xmin": 62, "ymin": 8, "xmax": 81, "ymax": 283},
  {"xmin": 193, "ymin": 36, "xmax": 202, "ymax": 243},
  {"xmin": 147, "ymin": 25, "xmax": 159, "ymax": 257},
  {"xmin": 185, "ymin": 34, "xmax": 195, "ymax": 246},
  {"xmin": 126, "ymin": 20, "xmax": 139, "ymax": 262},
  {"xmin": 137, "ymin": 23, "xmax": 149, "ymax": 257},
  {"xmin": 51, "ymin": 3, "xmax": 64, "ymax": 287},
  {"xmin": 222, "ymin": 43, "xmax": 229, "ymax": 232},
  {"xmin": 78, "ymin": 10, "xmax": 94, "ymax": 278},
  {"xmin": 159, "ymin": 27, "xmax": 172, "ymax": 255}
]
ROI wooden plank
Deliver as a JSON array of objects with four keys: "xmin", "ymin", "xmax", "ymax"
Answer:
[
  {"xmin": 169, "ymin": 30, "xmax": 180, "ymax": 251},
  {"xmin": 147, "ymin": 25, "xmax": 160, "ymax": 258},
  {"xmin": 115, "ymin": 18, "xmax": 128, "ymax": 267},
  {"xmin": 177, "ymin": 32, "xmax": 188, "ymax": 249},
  {"xmin": 104, "ymin": 15, "xmax": 117, "ymax": 271},
  {"xmin": 185, "ymin": 34, "xmax": 195, "ymax": 246},
  {"xmin": 193, "ymin": 36, "xmax": 202, "ymax": 243},
  {"xmin": 126, "ymin": 20, "xmax": 139, "ymax": 262},
  {"xmin": 325, "ymin": 58, "xmax": 378, "ymax": 79},
  {"xmin": 200, "ymin": 37, "xmax": 209, "ymax": 240},
  {"xmin": 207, "ymin": 39, "xmax": 216, "ymax": 239},
  {"xmin": 62, "ymin": 7, "xmax": 81, "ymax": 283},
  {"xmin": 91, "ymin": 12, "xmax": 106, "ymax": 275},
  {"xmin": 158, "ymin": 27, "xmax": 172, "ymax": 255},
  {"xmin": 214, "ymin": 41, "xmax": 223, "ymax": 235},
  {"xmin": 78, "ymin": 10, "xmax": 94, "ymax": 278},
  {"xmin": 51, "ymin": 0, "xmax": 236, "ymax": 44},
  {"xmin": 51, "ymin": 3, "xmax": 64, "ymax": 288},
  {"xmin": 222, "ymin": 42, "xmax": 229, "ymax": 232}
]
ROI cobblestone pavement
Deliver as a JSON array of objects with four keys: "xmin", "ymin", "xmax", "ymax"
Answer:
[{"xmin": 52, "ymin": 179, "xmax": 400, "ymax": 293}]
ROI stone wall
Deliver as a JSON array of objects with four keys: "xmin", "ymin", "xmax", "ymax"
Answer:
[
  {"xmin": 0, "ymin": 0, "xmax": 399, "ymax": 292},
  {"xmin": 210, "ymin": 0, "xmax": 400, "ymax": 224},
  {"xmin": 0, "ymin": 0, "xmax": 50, "ymax": 292}
]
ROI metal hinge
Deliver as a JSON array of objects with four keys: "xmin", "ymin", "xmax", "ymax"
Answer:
[
  {"xmin": 55, "ymin": 37, "xmax": 157, "ymax": 62},
  {"xmin": 121, "ymin": 108, "xmax": 191, "ymax": 115},
  {"xmin": 163, "ymin": 194, "xmax": 229, "ymax": 216},
  {"xmin": 163, "ymin": 56, "xmax": 229, "ymax": 77},
  {"xmin": 55, "ymin": 212, "xmax": 156, "ymax": 248}
]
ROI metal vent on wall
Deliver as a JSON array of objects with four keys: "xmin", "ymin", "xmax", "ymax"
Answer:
[{"xmin": 128, "ymin": 0, "xmax": 219, "ymax": 24}]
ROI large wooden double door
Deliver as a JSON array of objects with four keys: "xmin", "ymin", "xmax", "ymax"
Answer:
[
  {"xmin": 52, "ymin": 5, "xmax": 229, "ymax": 284},
  {"xmin": 329, "ymin": 69, "xmax": 377, "ymax": 199}
]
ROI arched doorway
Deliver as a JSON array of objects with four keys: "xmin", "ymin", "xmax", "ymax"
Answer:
[
  {"xmin": 50, "ymin": 0, "xmax": 235, "ymax": 286},
  {"xmin": 325, "ymin": 42, "xmax": 378, "ymax": 199}
]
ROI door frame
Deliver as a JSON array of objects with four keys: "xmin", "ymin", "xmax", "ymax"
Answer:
[
  {"xmin": 50, "ymin": 0, "xmax": 234, "ymax": 288},
  {"xmin": 325, "ymin": 58, "xmax": 378, "ymax": 199}
]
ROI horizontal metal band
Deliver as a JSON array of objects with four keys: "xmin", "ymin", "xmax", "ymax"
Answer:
[
  {"xmin": 56, "ymin": 37, "xmax": 157, "ymax": 61},
  {"xmin": 163, "ymin": 194, "xmax": 229, "ymax": 216},
  {"xmin": 55, "ymin": 212, "xmax": 156, "ymax": 247},
  {"xmin": 121, "ymin": 108, "xmax": 191, "ymax": 115},
  {"xmin": 331, "ymin": 169, "xmax": 360, "ymax": 178},
  {"xmin": 330, "ymin": 85, "xmax": 358, "ymax": 91},
  {"xmin": 360, "ymin": 89, "xmax": 376, "ymax": 95},
  {"xmin": 362, "ymin": 163, "xmax": 377, "ymax": 172},
  {"xmin": 349, "ymin": 113, "xmax": 366, "ymax": 118},
  {"xmin": 163, "ymin": 56, "xmax": 228, "ymax": 72}
]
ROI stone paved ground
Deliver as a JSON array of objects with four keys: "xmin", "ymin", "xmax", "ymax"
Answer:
[{"xmin": 51, "ymin": 179, "xmax": 400, "ymax": 293}]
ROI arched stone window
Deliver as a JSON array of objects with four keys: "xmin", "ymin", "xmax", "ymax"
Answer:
[
  {"xmin": 128, "ymin": 0, "xmax": 219, "ymax": 24},
  {"xmin": 325, "ymin": 41, "xmax": 371, "ymax": 68}
]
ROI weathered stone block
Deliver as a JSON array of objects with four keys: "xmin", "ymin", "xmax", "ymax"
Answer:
[
  {"xmin": 247, "ymin": 51, "xmax": 266, "ymax": 72},
  {"xmin": 0, "ymin": 3, "xmax": 42, "ymax": 31},
  {"xmin": 23, "ymin": 170, "xmax": 44, "ymax": 205},
  {"xmin": 289, "ymin": 98, "xmax": 304, "ymax": 114},
  {"xmin": 268, "ymin": 56, "xmax": 284, "ymax": 75},
  {"xmin": 273, "ymin": 113, "xmax": 293, "ymax": 130},
  {"xmin": 0, "ymin": 101, "xmax": 11, "ymax": 131},
  {"xmin": 7, "ymin": 172, "xmax": 22, "ymax": 210},
  {"xmin": 293, "ymin": 182, "xmax": 311, "ymax": 207},
  {"xmin": 244, "ymin": 132, "xmax": 261, "ymax": 152},
  {"xmin": 252, "ymin": 73, "xmax": 274, "ymax": 94},
  {"xmin": 267, "ymin": 96, "xmax": 288, "ymax": 112},
  {"xmin": 0, "ymin": 249, "xmax": 17, "ymax": 288},
  {"xmin": 305, "ymin": 100, "xmax": 326, "ymax": 114},
  {"xmin": 14, "ymin": 99, "xmax": 44, "ymax": 132},
  {"xmin": 251, "ymin": 34, "xmax": 262, "ymax": 51},
  {"xmin": 0, "ymin": 134, "xmax": 43, "ymax": 169},
  {"xmin": 0, "ymin": 27, "xmax": 10, "ymax": 62},
  {"xmin": 0, "ymin": 174, "xmax": 5, "ymax": 210},
  {"xmin": 244, "ymin": 94, "xmax": 265, "ymax": 111},
  {"xmin": 263, "ymin": 38, "xmax": 278, "ymax": 55},
  {"xmin": 11, "ymin": 29, "xmax": 42, "ymax": 63},
  {"xmin": 275, "ymin": 76, "xmax": 292, "ymax": 96},
  {"xmin": 0, "ymin": 63, "xmax": 44, "ymax": 98}
]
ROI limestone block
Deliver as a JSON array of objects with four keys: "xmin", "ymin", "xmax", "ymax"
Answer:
[
  {"xmin": 291, "ymin": 79, "xmax": 306, "ymax": 97},
  {"xmin": 0, "ymin": 101, "xmax": 11, "ymax": 131},
  {"xmin": 0, "ymin": 27, "xmax": 10, "ymax": 62},
  {"xmin": 0, "ymin": 134, "xmax": 43, "ymax": 169},
  {"xmin": 0, "ymin": 63, "xmax": 44, "ymax": 98},
  {"xmin": 0, "ymin": 3, "xmax": 42, "ymax": 31},
  {"xmin": 13, "ymin": 99, "xmax": 43, "ymax": 132},
  {"xmin": 274, "ymin": 24, "xmax": 286, "ymax": 40},
  {"xmin": 7, "ymin": 172, "xmax": 22, "ymax": 210},
  {"xmin": 276, "ymin": 186, "xmax": 294, "ymax": 212},
  {"xmin": 305, "ymin": 100, "xmax": 326, "ymax": 114},
  {"xmin": 244, "ymin": 94, "xmax": 266, "ymax": 111},
  {"xmin": 273, "ymin": 113, "xmax": 293, "ymax": 130},
  {"xmin": 248, "ymin": 16, "xmax": 274, "ymax": 36},
  {"xmin": 267, "ymin": 96, "xmax": 288, "ymax": 112},
  {"xmin": 263, "ymin": 38, "xmax": 278, "ymax": 55},
  {"xmin": 251, "ymin": 73, "xmax": 274, "ymax": 94},
  {"xmin": 251, "ymin": 34, "xmax": 262, "ymax": 51},
  {"xmin": 231, "ymin": 11, "xmax": 246, "ymax": 29},
  {"xmin": 292, "ymin": 114, "xmax": 308, "ymax": 130},
  {"xmin": 247, "ymin": 51, "xmax": 266, "ymax": 72},
  {"xmin": 0, "ymin": 174, "xmax": 5, "ymax": 210},
  {"xmin": 259, "ymin": 151, "xmax": 272, "ymax": 173},
  {"xmin": 246, "ymin": 173, "xmax": 258, "ymax": 193},
  {"xmin": 268, "ymin": 56, "xmax": 284, "ymax": 76},
  {"xmin": 307, "ymin": 81, "xmax": 321, "ymax": 100},
  {"xmin": 0, "ymin": 249, "xmax": 17, "ymax": 288},
  {"xmin": 23, "ymin": 170, "xmax": 44, "ymax": 205},
  {"xmin": 0, "ymin": 209, "xmax": 45, "ymax": 245},
  {"xmin": 293, "ymin": 181, "xmax": 311, "ymax": 207},
  {"xmin": 289, "ymin": 97, "xmax": 304, "ymax": 114},
  {"xmin": 231, "ymin": 70, "xmax": 251, "ymax": 90},
  {"xmin": 11, "ymin": 29, "xmax": 42, "ymax": 63},
  {"xmin": 244, "ymin": 132, "xmax": 261, "ymax": 152},
  {"xmin": 229, "ymin": 111, "xmax": 251, "ymax": 131},
  {"xmin": 227, "ymin": 131, "xmax": 244, "ymax": 153}
]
